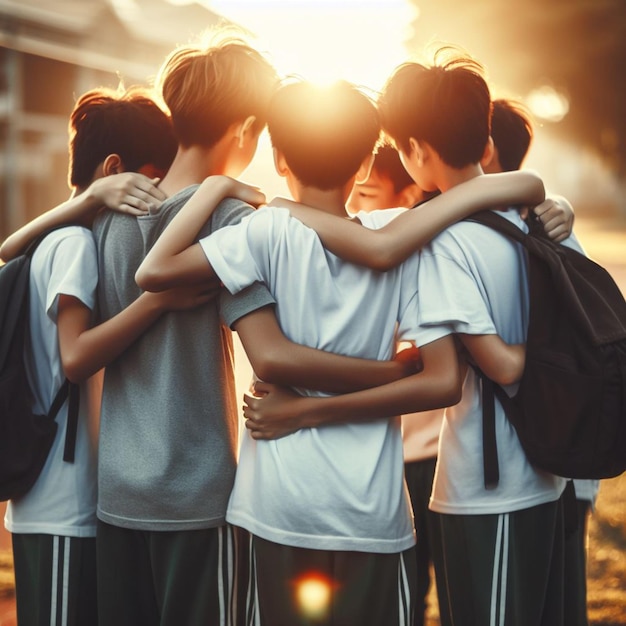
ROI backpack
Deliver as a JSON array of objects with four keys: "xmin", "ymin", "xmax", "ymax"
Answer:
[
  {"xmin": 0, "ymin": 229, "xmax": 79, "ymax": 502},
  {"xmin": 468, "ymin": 210, "xmax": 626, "ymax": 487}
]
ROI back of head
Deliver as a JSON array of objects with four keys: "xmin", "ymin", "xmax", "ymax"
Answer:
[
  {"xmin": 268, "ymin": 79, "xmax": 380, "ymax": 190},
  {"xmin": 490, "ymin": 98, "xmax": 533, "ymax": 171},
  {"xmin": 69, "ymin": 86, "xmax": 177, "ymax": 188},
  {"xmin": 157, "ymin": 32, "xmax": 278, "ymax": 148},
  {"xmin": 379, "ymin": 48, "xmax": 491, "ymax": 169}
]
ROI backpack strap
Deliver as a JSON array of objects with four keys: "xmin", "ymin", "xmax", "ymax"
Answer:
[
  {"xmin": 475, "ymin": 366, "xmax": 522, "ymax": 489},
  {"xmin": 47, "ymin": 379, "xmax": 80, "ymax": 464}
]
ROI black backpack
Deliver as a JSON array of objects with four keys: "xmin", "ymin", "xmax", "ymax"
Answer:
[
  {"xmin": 0, "ymin": 229, "xmax": 79, "ymax": 502},
  {"xmin": 468, "ymin": 210, "xmax": 626, "ymax": 487}
]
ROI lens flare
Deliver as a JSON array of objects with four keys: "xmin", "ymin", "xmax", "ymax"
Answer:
[{"xmin": 294, "ymin": 572, "xmax": 334, "ymax": 620}]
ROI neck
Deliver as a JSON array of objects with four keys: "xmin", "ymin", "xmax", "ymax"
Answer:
[
  {"xmin": 291, "ymin": 184, "xmax": 351, "ymax": 218},
  {"xmin": 437, "ymin": 163, "xmax": 484, "ymax": 193},
  {"xmin": 158, "ymin": 143, "xmax": 230, "ymax": 197}
]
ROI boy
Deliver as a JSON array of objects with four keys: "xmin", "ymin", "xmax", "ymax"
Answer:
[
  {"xmin": 89, "ymin": 35, "xmax": 431, "ymax": 626},
  {"xmin": 136, "ymin": 79, "xmax": 543, "ymax": 625},
  {"xmin": 3, "ymin": 86, "xmax": 210, "ymax": 626},
  {"xmin": 485, "ymin": 96, "xmax": 598, "ymax": 626},
  {"xmin": 250, "ymin": 54, "xmax": 569, "ymax": 625}
]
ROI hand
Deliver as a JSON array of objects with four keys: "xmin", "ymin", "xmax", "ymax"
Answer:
[
  {"xmin": 243, "ymin": 381, "xmax": 311, "ymax": 440},
  {"xmin": 395, "ymin": 344, "xmax": 423, "ymax": 375},
  {"xmin": 153, "ymin": 281, "xmax": 221, "ymax": 312},
  {"xmin": 533, "ymin": 195, "xmax": 574, "ymax": 243},
  {"xmin": 90, "ymin": 173, "xmax": 167, "ymax": 216},
  {"xmin": 201, "ymin": 176, "xmax": 266, "ymax": 208}
]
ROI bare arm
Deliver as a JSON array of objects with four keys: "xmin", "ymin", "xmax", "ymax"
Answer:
[
  {"xmin": 272, "ymin": 170, "xmax": 545, "ymax": 271},
  {"xmin": 57, "ymin": 284, "xmax": 216, "ymax": 383},
  {"xmin": 136, "ymin": 176, "xmax": 265, "ymax": 292},
  {"xmin": 233, "ymin": 306, "xmax": 421, "ymax": 394},
  {"xmin": 243, "ymin": 335, "xmax": 462, "ymax": 440},
  {"xmin": 458, "ymin": 334, "xmax": 525, "ymax": 386},
  {"xmin": 0, "ymin": 173, "xmax": 166, "ymax": 261}
]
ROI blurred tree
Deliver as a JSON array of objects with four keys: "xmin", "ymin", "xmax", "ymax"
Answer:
[{"xmin": 407, "ymin": 0, "xmax": 626, "ymax": 176}]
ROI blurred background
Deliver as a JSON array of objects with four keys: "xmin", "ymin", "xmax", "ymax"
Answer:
[{"xmin": 0, "ymin": 1, "xmax": 625, "ymax": 624}]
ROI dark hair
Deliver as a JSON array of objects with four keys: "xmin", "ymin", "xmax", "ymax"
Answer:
[
  {"xmin": 69, "ymin": 87, "xmax": 177, "ymax": 188},
  {"xmin": 158, "ymin": 36, "xmax": 278, "ymax": 148},
  {"xmin": 491, "ymin": 98, "xmax": 534, "ymax": 171},
  {"xmin": 268, "ymin": 80, "xmax": 380, "ymax": 190},
  {"xmin": 372, "ymin": 142, "xmax": 415, "ymax": 193},
  {"xmin": 378, "ymin": 49, "xmax": 491, "ymax": 169}
]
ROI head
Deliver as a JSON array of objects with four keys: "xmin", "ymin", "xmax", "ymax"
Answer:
[
  {"xmin": 347, "ymin": 142, "xmax": 425, "ymax": 213},
  {"xmin": 68, "ymin": 86, "xmax": 177, "ymax": 190},
  {"xmin": 268, "ymin": 79, "xmax": 380, "ymax": 193},
  {"xmin": 378, "ymin": 49, "xmax": 491, "ymax": 191},
  {"xmin": 157, "ymin": 34, "xmax": 278, "ymax": 174},
  {"xmin": 483, "ymin": 98, "xmax": 534, "ymax": 173}
]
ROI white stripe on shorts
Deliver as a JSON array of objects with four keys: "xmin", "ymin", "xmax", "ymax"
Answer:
[{"xmin": 490, "ymin": 513, "xmax": 510, "ymax": 626}]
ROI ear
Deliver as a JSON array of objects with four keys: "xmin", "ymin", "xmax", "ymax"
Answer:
[
  {"xmin": 355, "ymin": 153, "xmax": 375, "ymax": 185},
  {"xmin": 102, "ymin": 153, "xmax": 125, "ymax": 177},
  {"xmin": 237, "ymin": 115, "xmax": 257, "ymax": 148},
  {"xmin": 408, "ymin": 137, "xmax": 426, "ymax": 167},
  {"xmin": 273, "ymin": 147, "xmax": 289, "ymax": 178},
  {"xmin": 480, "ymin": 136, "xmax": 496, "ymax": 169}
]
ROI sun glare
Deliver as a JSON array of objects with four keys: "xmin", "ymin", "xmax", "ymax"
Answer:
[
  {"xmin": 294, "ymin": 572, "xmax": 334, "ymax": 620},
  {"xmin": 206, "ymin": 0, "xmax": 417, "ymax": 92}
]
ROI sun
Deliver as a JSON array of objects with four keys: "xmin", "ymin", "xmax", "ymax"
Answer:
[{"xmin": 203, "ymin": 0, "xmax": 418, "ymax": 92}]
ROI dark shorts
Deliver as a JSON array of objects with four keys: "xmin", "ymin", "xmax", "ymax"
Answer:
[
  {"xmin": 238, "ymin": 532, "xmax": 417, "ymax": 626},
  {"xmin": 434, "ymin": 495, "xmax": 565, "ymax": 626},
  {"xmin": 96, "ymin": 520, "xmax": 239, "ymax": 626},
  {"xmin": 12, "ymin": 533, "xmax": 97, "ymax": 626}
]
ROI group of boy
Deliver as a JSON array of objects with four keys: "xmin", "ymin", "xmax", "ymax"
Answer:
[{"xmin": 1, "ymin": 29, "xmax": 594, "ymax": 626}]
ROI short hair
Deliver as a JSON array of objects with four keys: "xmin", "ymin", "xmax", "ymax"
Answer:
[
  {"xmin": 372, "ymin": 142, "xmax": 415, "ymax": 193},
  {"xmin": 378, "ymin": 49, "xmax": 491, "ymax": 169},
  {"xmin": 157, "ymin": 36, "xmax": 278, "ymax": 148},
  {"xmin": 68, "ymin": 87, "xmax": 177, "ymax": 188},
  {"xmin": 267, "ymin": 80, "xmax": 380, "ymax": 190},
  {"xmin": 490, "ymin": 98, "xmax": 534, "ymax": 171}
]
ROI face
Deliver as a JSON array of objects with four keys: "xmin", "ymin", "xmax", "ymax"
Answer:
[{"xmin": 346, "ymin": 169, "xmax": 401, "ymax": 213}]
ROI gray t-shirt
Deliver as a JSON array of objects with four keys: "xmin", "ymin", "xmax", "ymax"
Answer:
[{"xmin": 92, "ymin": 186, "xmax": 274, "ymax": 531}]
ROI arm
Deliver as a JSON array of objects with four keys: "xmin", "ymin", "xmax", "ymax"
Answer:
[
  {"xmin": 233, "ymin": 306, "xmax": 421, "ymax": 394},
  {"xmin": 458, "ymin": 334, "xmax": 525, "ymax": 386},
  {"xmin": 136, "ymin": 176, "xmax": 265, "ymax": 292},
  {"xmin": 57, "ymin": 284, "xmax": 216, "ymax": 383},
  {"xmin": 243, "ymin": 335, "xmax": 462, "ymax": 440},
  {"xmin": 0, "ymin": 173, "xmax": 166, "ymax": 261},
  {"xmin": 272, "ymin": 170, "xmax": 545, "ymax": 271}
]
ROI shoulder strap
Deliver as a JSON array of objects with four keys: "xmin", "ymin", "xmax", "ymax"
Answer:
[
  {"xmin": 47, "ymin": 378, "xmax": 80, "ymax": 464},
  {"xmin": 466, "ymin": 210, "xmax": 529, "ymax": 244}
]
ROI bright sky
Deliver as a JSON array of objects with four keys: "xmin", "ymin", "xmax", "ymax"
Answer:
[{"xmin": 172, "ymin": 0, "xmax": 418, "ymax": 92}]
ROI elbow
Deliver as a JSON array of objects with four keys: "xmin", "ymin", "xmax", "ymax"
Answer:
[
  {"xmin": 61, "ymin": 354, "xmax": 88, "ymax": 385},
  {"xmin": 247, "ymin": 347, "xmax": 285, "ymax": 383},
  {"xmin": 369, "ymin": 243, "xmax": 398, "ymax": 272},
  {"xmin": 135, "ymin": 264, "xmax": 167, "ymax": 292},
  {"xmin": 441, "ymin": 367, "xmax": 463, "ymax": 407}
]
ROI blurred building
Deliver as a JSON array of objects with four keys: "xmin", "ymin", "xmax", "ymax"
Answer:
[{"xmin": 0, "ymin": 0, "xmax": 228, "ymax": 239}]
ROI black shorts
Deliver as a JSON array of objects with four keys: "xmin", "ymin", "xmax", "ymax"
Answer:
[
  {"xmin": 434, "ymin": 496, "xmax": 565, "ymax": 626},
  {"xmin": 12, "ymin": 533, "xmax": 97, "ymax": 626},
  {"xmin": 238, "ymin": 531, "xmax": 417, "ymax": 626},
  {"xmin": 96, "ymin": 520, "xmax": 238, "ymax": 626}
]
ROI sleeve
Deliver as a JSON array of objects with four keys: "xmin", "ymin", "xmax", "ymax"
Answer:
[
  {"xmin": 417, "ymin": 238, "xmax": 497, "ymax": 336},
  {"xmin": 396, "ymin": 253, "xmax": 454, "ymax": 348},
  {"xmin": 46, "ymin": 229, "xmax": 98, "ymax": 324},
  {"xmin": 220, "ymin": 284, "xmax": 276, "ymax": 329},
  {"xmin": 200, "ymin": 208, "xmax": 276, "ymax": 295}
]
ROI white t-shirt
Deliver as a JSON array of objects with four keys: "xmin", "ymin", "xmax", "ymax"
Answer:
[
  {"xmin": 5, "ymin": 227, "xmax": 99, "ymax": 537},
  {"xmin": 201, "ymin": 205, "xmax": 447, "ymax": 553},
  {"xmin": 418, "ymin": 209, "xmax": 567, "ymax": 515}
]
